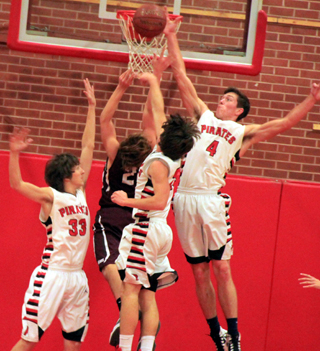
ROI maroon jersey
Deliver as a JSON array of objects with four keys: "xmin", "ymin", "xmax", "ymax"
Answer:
[{"xmin": 98, "ymin": 151, "xmax": 138, "ymax": 211}]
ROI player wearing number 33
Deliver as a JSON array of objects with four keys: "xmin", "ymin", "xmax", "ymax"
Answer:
[{"xmin": 8, "ymin": 79, "xmax": 96, "ymax": 351}]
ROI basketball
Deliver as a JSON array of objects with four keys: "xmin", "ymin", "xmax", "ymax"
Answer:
[{"xmin": 132, "ymin": 4, "xmax": 167, "ymax": 38}]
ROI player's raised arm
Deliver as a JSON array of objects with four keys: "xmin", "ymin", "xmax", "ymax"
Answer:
[
  {"xmin": 9, "ymin": 127, "xmax": 53, "ymax": 205},
  {"xmin": 80, "ymin": 78, "xmax": 96, "ymax": 189},
  {"xmin": 139, "ymin": 72, "xmax": 167, "ymax": 140},
  {"xmin": 142, "ymin": 49, "xmax": 172, "ymax": 148},
  {"xmin": 100, "ymin": 69, "xmax": 136, "ymax": 163},
  {"xmin": 164, "ymin": 13, "xmax": 207, "ymax": 120},
  {"xmin": 240, "ymin": 82, "xmax": 320, "ymax": 157}
]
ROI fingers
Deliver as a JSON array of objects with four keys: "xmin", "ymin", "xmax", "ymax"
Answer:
[
  {"xmin": 83, "ymin": 78, "xmax": 94, "ymax": 97},
  {"xmin": 14, "ymin": 126, "xmax": 31, "ymax": 138},
  {"xmin": 119, "ymin": 69, "xmax": 137, "ymax": 85},
  {"xmin": 299, "ymin": 273, "xmax": 312, "ymax": 278}
]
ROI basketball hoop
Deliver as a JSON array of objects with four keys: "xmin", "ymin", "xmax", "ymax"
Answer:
[{"xmin": 117, "ymin": 10, "xmax": 183, "ymax": 73}]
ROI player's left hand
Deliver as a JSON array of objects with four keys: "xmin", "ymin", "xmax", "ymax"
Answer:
[
  {"xmin": 9, "ymin": 127, "xmax": 33, "ymax": 152},
  {"xmin": 298, "ymin": 273, "xmax": 320, "ymax": 289},
  {"xmin": 83, "ymin": 78, "xmax": 96, "ymax": 106},
  {"xmin": 152, "ymin": 47, "xmax": 172, "ymax": 78},
  {"xmin": 163, "ymin": 7, "xmax": 182, "ymax": 36},
  {"xmin": 310, "ymin": 82, "xmax": 320, "ymax": 101},
  {"xmin": 111, "ymin": 190, "xmax": 129, "ymax": 206}
]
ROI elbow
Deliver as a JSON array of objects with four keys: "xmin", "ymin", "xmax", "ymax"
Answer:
[
  {"xmin": 155, "ymin": 200, "xmax": 167, "ymax": 211},
  {"xmin": 83, "ymin": 141, "xmax": 95, "ymax": 152},
  {"xmin": 87, "ymin": 141, "xmax": 95, "ymax": 151},
  {"xmin": 10, "ymin": 180, "xmax": 21, "ymax": 192}
]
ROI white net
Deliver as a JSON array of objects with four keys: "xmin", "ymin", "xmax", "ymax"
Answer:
[{"xmin": 117, "ymin": 11, "xmax": 181, "ymax": 73}]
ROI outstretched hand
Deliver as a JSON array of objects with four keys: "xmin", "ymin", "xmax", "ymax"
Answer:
[
  {"xmin": 163, "ymin": 7, "xmax": 182, "ymax": 36},
  {"xmin": 310, "ymin": 82, "xmax": 320, "ymax": 101},
  {"xmin": 9, "ymin": 127, "xmax": 33, "ymax": 153},
  {"xmin": 139, "ymin": 72, "xmax": 157, "ymax": 86},
  {"xmin": 299, "ymin": 273, "xmax": 320, "ymax": 289},
  {"xmin": 111, "ymin": 190, "xmax": 129, "ymax": 207},
  {"xmin": 83, "ymin": 78, "xmax": 96, "ymax": 106},
  {"xmin": 119, "ymin": 69, "xmax": 136, "ymax": 89},
  {"xmin": 152, "ymin": 46, "xmax": 172, "ymax": 79}
]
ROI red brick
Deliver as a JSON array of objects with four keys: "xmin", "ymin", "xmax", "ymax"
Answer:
[
  {"xmin": 264, "ymin": 58, "xmax": 288, "ymax": 67},
  {"xmin": 236, "ymin": 166, "xmax": 263, "ymax": 177},
  {"xmin": 302, "ymin": 53, "xmax": 320, "ymax": 62},
  {"xmin": 40, "ymin": 111, "xmax": 64, "ymax": 120},
  {"xmin": 263, "ymin": 169, "xmax": 288, "ymax": 179},
  {"xmin": 284, "ymin": 0, "xmax": 309, "ymax": 9},
  {"xmin": 269, "ymin": 7, "xmax": 294, "ymax": 17},
  {"xmin": 265, "ymin": 152, "xmax": 290, "ymax": 161},
  {"xmin": 277, "ymin": 51, "xmax": 303, "ymax": 61},
  {"xmin": 43, "ymin": 95, "xmax": 68, "ymax": 104},
  {"xmin": 310, "ymin": 2, "xmax": 320, "ymax": 11},
  {"xmin": 20, "ymin": 75, "xmax": 44, "ymax": 84},
  {"xmin": 289, "ymin": 60, "xmax": 314, "ymax": 70},
  {"xmin": 251, "ymin": 159, "xmax": 277, "ymax": 169},
  {"xmin": 275, "ymin": 67, "xmax": 300, "ymax": 77},
  {"xmin": 259, "ymin": 74, "xmax": 286, "ymax": 85},
  {"xmin": 291, "ymin": 44, "xmax": 315, "ymax": 54},
  {"xmin": 286, "ymin": 77, "xmax": 312, "ymax": 87},
  {"xmin": 292, "ymin": 137, "xmax": 317, "ymax": 147},
  {"xmin": 28, "ymin": 118, "xmax": 52, "ymax": 128},
  {"xmin": 295, "ymin": 9, "xmax": 320, "ymax": 20},
  {"xmin": 267, "ymin": 24, "xmax": 291, "ymax": 34},
  {"xmin": 278, "ymin": 145, "xmax": 303, "ymax": 154},
  {"xmin": 277, "ymin": 161, "xmax": 301, "ymax": 171},
  {"xmin": 288, "ymin": 171, "xmax": 313, "ymax": 181},
  {"xmin": 38, "ymin": 146, "xmax": 64, "ymax": 155}
]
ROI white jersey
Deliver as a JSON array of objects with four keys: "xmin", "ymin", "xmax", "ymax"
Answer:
[
  {"xmin": 39, "ymin": 188, "xmax": 90, "ymax": 270},
  {"xmin": 178, "ymin": 110, "xmax": 245, "ymax": 192},
  {"xmin": 133, "ymin": 149, "xmax": 181, "ymax": 221}
]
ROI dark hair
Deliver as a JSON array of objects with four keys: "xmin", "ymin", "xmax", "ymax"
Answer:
[
  {"xmin": 45, "ymin": 153, "xmax": 79, "ymax": 192},
  {"xmin": 224, "ymin": 87, "xmax": 250, "ymax": 121},
  {"xmin": 119, "ymin": 133, "xmax": 152, "ymax": 170},
  {"xmin": 159, "ymin": 114, "xmax": 200, "ymax": 160}
]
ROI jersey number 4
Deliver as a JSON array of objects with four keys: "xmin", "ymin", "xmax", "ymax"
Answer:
[
  {"xmin": 206, "ymin": 140, "xmax": 219, "ymax": 157},
  {"xmin": 68, "ymin": 219, "xmax": 87, "ymax": 236}
]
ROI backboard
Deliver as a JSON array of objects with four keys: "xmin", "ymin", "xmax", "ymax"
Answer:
[{"xmin": 8, "ymin": 0, "xmax": 267, "ymax": 75}]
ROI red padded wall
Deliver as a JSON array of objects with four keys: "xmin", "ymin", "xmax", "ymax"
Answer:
[
  {"xmin": 1, "ymin": 150, "xmax": 319, "ymax": 351},
  {"xmin": 221, "ymin": 176, "xmax": 282, "ymax": 351},
  {"xmin": 266, "ymin": 181, "xmax": 320, "ymax": 351}
]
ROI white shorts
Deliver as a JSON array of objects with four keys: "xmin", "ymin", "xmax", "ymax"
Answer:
[
  {"xmin": 116, "ymin": 219, "xmax": 178, "ymax": 291},
  {"xmin": 21, "ymin": 265, "xmax": 90, "ymax": 343},
  {"xmin": 173, "ymin": 191, "xmax": 233, "ymax": 263}
]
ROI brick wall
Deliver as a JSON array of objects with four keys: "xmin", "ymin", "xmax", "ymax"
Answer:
[{"xmin": 1, "ymin": 0, "xmax": 320, "ymax": 182}]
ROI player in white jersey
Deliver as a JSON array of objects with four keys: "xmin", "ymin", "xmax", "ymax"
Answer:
[
  {"xmin": 92, "ymin": 59, "xmax": 170, "ymax": 349},
  {"xmin": 164, "ymin": 13, "xmax": 320, "ymax": 351},
  {"xmin": 9, "ymin": 78, "xmax": 96, "ymax": 351},
  {"xmin": 111, "ymin": 72, "xmax": 200, "ymax": 351}
]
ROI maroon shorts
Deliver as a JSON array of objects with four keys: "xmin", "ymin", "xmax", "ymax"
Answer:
[{"xmin": 93, "ymin": 207, "xmax": 134, "ymax": 271}]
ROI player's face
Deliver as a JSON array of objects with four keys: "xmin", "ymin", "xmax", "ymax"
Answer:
[
  {"xmin": 215, "ymin": 92, "xmax": 242, "ymax": 121},
  {"xmin": 70, "ymin": 164, "xmax": 85, "ymax": 187}
]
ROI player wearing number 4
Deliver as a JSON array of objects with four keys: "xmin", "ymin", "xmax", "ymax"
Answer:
[
  {"xmin": 164, "ymin": 13, "xmax": 320, "ymax": 351},
  {"xmin": 9, "ymin": 79, "xmax": 96, "ymax": 351}
]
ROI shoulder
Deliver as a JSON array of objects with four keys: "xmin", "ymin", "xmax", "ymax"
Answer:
[
  {"xmin": 198, "ymin": 109, "xmax": 214, "ymax": 122},
  {"xmin": 148, "ymin": 159, "xmax": 170, "ymax": 180}
]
